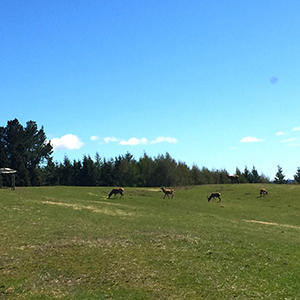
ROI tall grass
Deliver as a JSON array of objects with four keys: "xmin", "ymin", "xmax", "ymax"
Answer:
[{"xmin": 0, "ymin": 184, "xmax": 300, "ymax": 299}]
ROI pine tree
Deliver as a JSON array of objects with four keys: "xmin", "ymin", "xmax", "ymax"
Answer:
[
  {"xmin": 0, "ymin": 119, "xmax": 53, "ymax": 186},
  {"xmin": 137, "ymin": 153, "xmax": 155, "ymax": 186},
  {"xmin": 152, "ymin": 153, "xmax": 177, "ymax": 187},
  {"xmin": 175, "ymin": 162, "xmax": 193, "ymax": 186},
  {"xmin": 72, "ymin": 160, "xmax": 82, "ymax": 186},
  {"xmin": 100, "ymin": 158, "xmax": 114, "ymax": 186},
  {"xmin": 59, "ymin": 156, "xmax": 73, "ymax": 185},
  {"xmin": 243, "ymin": 166, "xmax": 252, "ymax": 183},
  {"xmin": 81, "ymin": 155, "xmax": 97, "ymax": 186},
  {"xmin": 191, "ymin": 165, "xmax": 205, "ymax": 185},
  {"xmin": 274, "ymin": 165, "xmax": 287, "ymax": 184},
  {"xmin": 294, "ymin": 167, "xmax": 300, "ymax": 183},
  {"xmin": 235, "ymin": 167, "xmax": 247, "ymax": 183},
  {"xmin": 43, "ymin": 157, "xmax": 59, "ymax": 186},
  {"xmin": 251, "ymin": 166, "xmax": 261, "ymax": 183},
  {"xmin": 94, "ymin": 152, "xmax": 102, "ymax": 186}
]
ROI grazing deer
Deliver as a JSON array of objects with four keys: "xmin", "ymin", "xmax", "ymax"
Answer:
[
  {"xmin": 228, "ymin": 174, "xmax": 239, "ymax": 184},
  {"xmin": 260, "ymin": 189, "xmax": 268, "ymax": 197},
  {"xmin": 161, "ymin": 187, "xmax": 174, "ymax": 199},
  {"xmin": 108, "ymin": 188, "xmax": 124, "ymax": 199},
  {"xmin": 208, "ymin": 192, "xmax": 222, "ymax": 202}
]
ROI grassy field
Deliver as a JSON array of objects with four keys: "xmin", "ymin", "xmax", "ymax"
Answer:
[{"xmin": 1, "ymin": 184, "xmax": 300, "ymax": 299}]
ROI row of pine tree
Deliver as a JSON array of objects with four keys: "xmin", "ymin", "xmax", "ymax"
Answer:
[{"xmin": 1, "ymin": 119, "xmax": 299, "ymax": 187}]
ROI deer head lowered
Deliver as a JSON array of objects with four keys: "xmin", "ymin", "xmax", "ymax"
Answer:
[
  {"xmin": 108, "ymin": 188, "xmax": 124, "ymax": 199},
  {"xmin": 208, "ymin": 192, "xmax": 221, "ymax": 202}
]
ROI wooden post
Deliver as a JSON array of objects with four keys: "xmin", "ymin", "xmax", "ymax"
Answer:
[{"xmin": 12, "ymin": 174, "xmax": 16, "ymax": 190}]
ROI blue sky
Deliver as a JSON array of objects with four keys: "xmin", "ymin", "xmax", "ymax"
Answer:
[{"xmin": 1, "ymin": 0, "xmax": 300, "ymax": 179}]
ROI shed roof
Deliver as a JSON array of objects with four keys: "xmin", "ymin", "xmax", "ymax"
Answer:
[{"xmin": 0, "ymin": 168, "xmax": 17, "ymax": 174}]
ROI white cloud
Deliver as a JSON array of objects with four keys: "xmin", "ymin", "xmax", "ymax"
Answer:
[
  {"xmin": 281, "ymin": 138, "xmax": 297, "ymax": 143},
  {"xmin": 104, "ymin": 137, "xmax": 119, "ymax": 143},
  {"xmin": 287, "ymin": 143, "xmax": 300, "ymax": 147},
  {"xmin": 276, "ymin": 131, "xmax": 285, "ymax": 136},
  {"xmin": 150, "ymin": 136, "xmax": 178, "ymax": 144},
  {"xmin": 103, "ymin": 136, "xmax": 178, "ymax": 146},
  {"xmin": 90, "ymin": 136, "xmax": 99, "ymax": 141},
  {"xmin": 292, "ymin": 127, "xmax": 300, "ymax": 132},
  {"xmin": 120, "ymin": 137, "xmax": 148, "ymax": 146},
  {"xmin": 50, "ymin": 134, "xmax": 84, "ymax": 150},
  {"xmin": 240, "ymin": 136, "xmax": 263, "ymax": 143},
  {"xmin": 119, "ymin": 136, "xmax": 178, "ymax": 146}
]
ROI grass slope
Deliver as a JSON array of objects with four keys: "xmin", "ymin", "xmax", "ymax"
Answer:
[{"xmin": 1, "ymin": 184, "xmax": 300, "ymax": 299}]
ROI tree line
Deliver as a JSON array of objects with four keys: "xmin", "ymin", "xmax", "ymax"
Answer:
[{"xmin": 0, "ymin": 119, "xmax": 299, "ymax": 187}]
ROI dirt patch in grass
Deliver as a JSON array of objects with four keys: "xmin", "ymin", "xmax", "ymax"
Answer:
[
  {"xmin": 40, "ymin": 200, "xmax": 133, "ymax": 217},
  {"xmin": 88, "ymin": 199, "xmax": 133, "ymax": 208},
  {"xmin": 42, "ymin": 195, "xmax": 132, "ymax": 208},
  {"xmin": 15, "ymin": 237, "xmax": 134, "ymax": 251},
  {"xmin": 244, "ymin": 219, "xmax": 300, "ymax": 230},
  {"xmin": 137, "ymin": 188, "xmax": 160, "ymax": 192},
  {"xmin": 87, "ymin": 192, "xmax": 99, "ymax": 197}
]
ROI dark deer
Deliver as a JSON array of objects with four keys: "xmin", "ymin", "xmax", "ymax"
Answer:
[
  {"xmin": 108, "ymin": 188, "xmax": 124, "ymax": 199},
  {"xmin": 161, "ymin": 187, "xmax": 174, "ymax": 199},
  {"xmin": 208, "ymin": 192, "xmax": 221, "ymax": 202},
  {"xmin": 260, "ymin": 189, "xmax": 268, "ymax": 197},
  {"xmin": 228, "ymin": 174, "xmax": 239, "ymax": 184}
]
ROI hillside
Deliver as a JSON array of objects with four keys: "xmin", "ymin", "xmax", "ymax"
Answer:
[{"xmin": 1, "ymin": 184, "xmax": 300, "ymax": 299}]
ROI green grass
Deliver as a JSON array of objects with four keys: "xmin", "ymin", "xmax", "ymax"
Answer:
[{"xmin": 1, "ymin": 184, "xmax": 300, "ymax": 299}]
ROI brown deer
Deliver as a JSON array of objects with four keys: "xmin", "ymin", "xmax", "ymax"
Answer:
[
  {"xmin": 208, "ymin": 192, "xmax": 222, "ymax": 202},
  {"xmin": 108, "ymin": 188, "xmax": 124, "ymax": 199},
  {"xmin": 228, "ymin": 174, "xmax": 239, "ymax": 184},
  {"xmin": 161, "ymin": 187, "xmax": 174, "ymax": 199},
  {"xmin": 260, "ymin": 189, "xmax": 268, "ymax": 197}
]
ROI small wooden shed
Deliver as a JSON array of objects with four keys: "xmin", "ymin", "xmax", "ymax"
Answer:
[{"xmin": 0, "ymin": 168, "xmax": 17, "ymax": 190}]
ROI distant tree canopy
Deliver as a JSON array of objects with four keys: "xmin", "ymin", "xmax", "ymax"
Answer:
[
  {"xmin": 0, "ymin": 119, "xmax": 53, "ymax": 186},
  {"xmin": 2, "ymin": 118, "xmax": 294, "ymax": 187},
  {"xmin": 37, "ymin": 154, "xmax": 270, "ymax": 187},
  {"xmin": 41, "ymin": 152, "xmax": 234, "ymax": 187}
]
